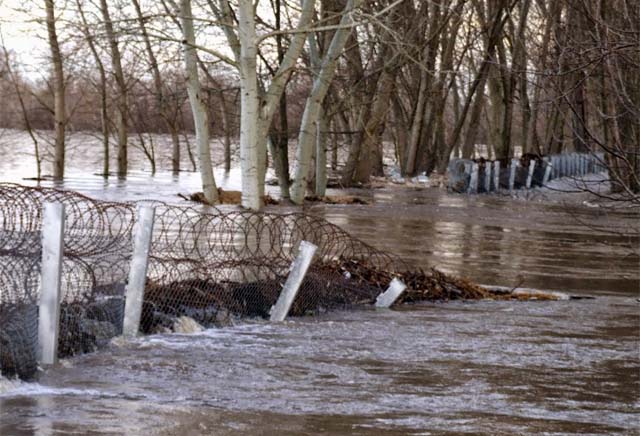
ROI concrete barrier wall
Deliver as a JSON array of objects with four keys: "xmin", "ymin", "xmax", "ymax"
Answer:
[{"xmin": 447, "ymin": 152, "xmax": 606, "ymax": 194}]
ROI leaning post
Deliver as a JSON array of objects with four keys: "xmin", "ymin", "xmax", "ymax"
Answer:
[
  {"xmin": 123, "ymin": 206, "xmax": 156, "ymax": 338},
  {"xmin": 270, "ymin": 241, "xmax": 318, "ymax": 322},
  {"xmin": 375, "ymin": 278, "xmax": 407, "ymax": 308},
  {"xmin": 38, "ymin": 202, "xmax": 65, "ymax": 366}
]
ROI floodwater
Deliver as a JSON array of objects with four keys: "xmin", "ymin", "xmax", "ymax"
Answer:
[{"xmin": 1, "ymin": 131, "xmax": 639, "ymax": 434}]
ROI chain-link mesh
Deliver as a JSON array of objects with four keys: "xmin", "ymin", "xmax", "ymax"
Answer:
[{"xmin": 0, "ymin": 183, "xmax": 493, "ymax": 380}]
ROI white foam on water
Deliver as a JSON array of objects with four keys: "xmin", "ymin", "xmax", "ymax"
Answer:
[
  {"xmin": 172, "ymin": 316, "xmax": 204, "ymax": 334},
  {"xmin": 0, "ymin": 376, "xmax": 111, "ymax": 399},
  {"xmin": 0, "ymin": 376, "xmax": 25, "ymax": 395}
]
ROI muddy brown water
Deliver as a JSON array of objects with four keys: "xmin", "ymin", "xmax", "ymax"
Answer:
[{"xmin": 1, "ymin": 134, "xmax": 639, "ymax": 434}]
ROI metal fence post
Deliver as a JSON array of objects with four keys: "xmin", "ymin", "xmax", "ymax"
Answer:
[
  {"xmin": 38, "ymin": 202, "xmax": 65, "ymax": 365},
  {"xmin": 270, "ymin": 241, "xmax": 318, "ymax": 322},
  {"xmin": 123, "ymin": 206, "xmax": 156, "ymax": 338},
  {"xmin": 375, "ymin": 278, "xmax": 407, "ymax": 308}
]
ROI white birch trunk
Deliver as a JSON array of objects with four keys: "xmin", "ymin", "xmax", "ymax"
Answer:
[
  {"xmin": 211, "ymin": 0, "xmax": 315, "ymax": 209},
  {"xmin": 180, "ymin": 0, "xmax": 219, "ymax": 204},
  {"xmin": 237, "ymin": 0, "xmax": 261, "ymax": 210},
  {"xmin": 290, "ymin": 0, "xmax": 362, "ymax": 204}
]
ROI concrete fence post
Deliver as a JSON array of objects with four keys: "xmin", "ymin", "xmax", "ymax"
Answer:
[
  {"xmin": 542, "ymin": 157, "xmax": 552, "ymax": 185},
  {"xmin": 551, "ymin": 155, "xmax": 559, "ymax": 179},
  {"xmin": 484, "ymin": 163, "xmax": 492, "ymax": 192},
  {"xmin": 270, "ymin": 241, "xmax": 318, "ymax": 322},
  {"xmin": 38, "ymin": 202, "xmax": 65, "ymax": 365},
  {"xmin": 375, "ymin": 278, "xmax": 407, "ymax": 308},
  {"xmin": 526, "ymin": 159, "xmax": 536, "ymax": 189},
  {"xmin": 468, "ymin": 163, "xmax": 479, "ymax": 194},
  {"xmin": 509, "ymin": 158, "xmax": 518, "ymax": 192},
  {"xmin": 577, "ymin": 154, "xmax": 583, "ymax": 176},
  {"xmin": 123, "ymin": 206, "xmax": 156, "ymax": 338},
  {"xmin": 493, "ymin": 161, "xmax": 501, "ymax": 191}
]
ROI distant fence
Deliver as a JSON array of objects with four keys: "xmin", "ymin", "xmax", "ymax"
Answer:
[{"xmin": 447, "ymin": 152, "xmax": 607, "ymax": 194}]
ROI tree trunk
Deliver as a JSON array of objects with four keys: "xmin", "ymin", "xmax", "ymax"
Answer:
[
  {"xmin": 45, "ymin": 0, "xmax": 65, "ymax": 180},
  {"xmin": 133, "ymin": 0, "xmax": 181, "ymax": 173},
  {"xmin": 219, "ymin": 91, "xmax": 232, "ymax": 172},
  {"xmin": 99, "ymin": 0, "xmax": 128, "ymax": 176},
  {"xmin": 354, "ymin": 68, "xmax": 395, "ymax": 182},
  {"xmin": 439, "ymin": 0, "xmax": 513, "ymax": 172},
  {"xmin": 290, "ymin": 0, "xmax": 363, "ymax": 204},
  {"xmin": 180, "ymin": 0, "xmax": 219, "ymax": 203},
  {"xmin": 237, "ymin": 0, "xmax": 261, "ymax": 210},
  {"xmin": 315, "ymin": 105, "xmax": 329, "ymax": 195},
  {"xmin": 76, "ymin": 0, "xmax": 109, "ymax": 176}
]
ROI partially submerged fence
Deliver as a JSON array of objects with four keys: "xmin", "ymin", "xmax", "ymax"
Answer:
[
  {"xmin": 3, "ymin": 182, "xmax": 525, "ymax": 380},
  {"xmin": 447, "ymin": 152, "xmax": 607, "ymax": 194},
  {"xmin": 6, "ymin": 183, "xmax": 484, "ymax": 380}
]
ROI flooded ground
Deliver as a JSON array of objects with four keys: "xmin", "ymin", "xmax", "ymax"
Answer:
[
  {"xmin": 1, "ymin": 131, "xmax": 639, "ymax": 434},
  {"xmin": 2, "ymin": 298, "xmax": 638, "ymax": 435}
]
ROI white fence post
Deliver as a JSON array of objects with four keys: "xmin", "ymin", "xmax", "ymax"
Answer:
[
  {"xmin": 38, "ymin": 202, "xmax": 65, "ymax": 365},
  {"xmin": 509, "ymin": 158, "xmax": 518, "ymax": 192},
  {"xmin": 123, "ymin": 206, "xmax": 156, "ymax": 338},
  {"xmin": 493, "ymin": 161, "xmax": 501, "ymax": 191},
  {"xmin": 270, "ymin": 241, "xmax": 318, "ymax": 322},
  {"xmin": 542, "ymin": 157, "xmax": 552, "ymax": 185},
  {"xmin": 468, "ymin": 163, "xmax": 479, "ymax": 194},
  {"xmin": 375, "ymin": 278, "xmax": 407, "ymax": 308},
  {"xmin": 526, "ymin": 159, "xmax": 536, "ymax": 189},
  {"xmin": 484, "ymin": 163, "xmax": 492, "ymax": 192}
]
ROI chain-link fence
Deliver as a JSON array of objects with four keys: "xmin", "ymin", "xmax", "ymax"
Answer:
[{"xmin": 1, "ymin": 183, "xmax": 493, "ymax": 380}]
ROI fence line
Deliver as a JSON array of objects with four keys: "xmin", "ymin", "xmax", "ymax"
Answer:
[{"xmin": 447, "ymin": 152, "xmax": 606, "ymax": 194}]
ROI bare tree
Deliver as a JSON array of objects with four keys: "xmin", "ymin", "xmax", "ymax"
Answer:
[
  {"xmin": 44, "ymin": 0, "xmax": 65, "ymax": 179},
  {"xmin": 99, "ymin": 0, "xmax": 128, "ymax": 176}
]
